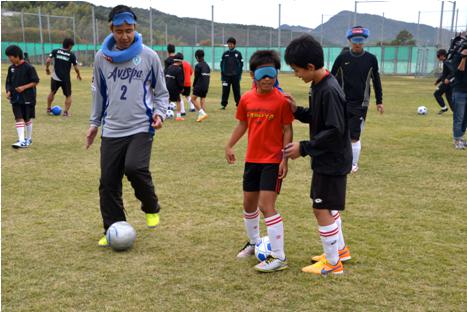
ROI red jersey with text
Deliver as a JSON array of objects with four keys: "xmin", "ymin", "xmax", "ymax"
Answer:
[
  {"xmin": 182, "ymin": 61, "xmax": 193, "ymax": 87},
  {"xmin": 236, "ymin": 87, "xmax": 294, "ymax": 164}
]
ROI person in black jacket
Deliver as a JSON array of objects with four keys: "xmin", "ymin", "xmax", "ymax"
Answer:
[
  {"xmin": 434, "ymin": 49, "xmax": 453, "ymax": 114},
  {"xmin": 191, "ymin": 49, "xmax": 210, "ymax": 122},
  {"xmin": 331, "ymin": 26, "xmax": 383, "ymax": 173},
  {"xmin": 164, "ymin": 43, "xmax": 176, "ymax": 69},
  {"xmin": 5, "ymin": 45, "xmax": 40, "ymax": 148},
  {"xmin": 220, "ymin": 37, "xmax": 243, "ymax": 109},
  {"xmin": 451, "ymin": 47, "xmax": 467, "ymax": 149},
  {"xmin": 284, "ymin": 35, "xmax": 352, "ymax": 276},
  {"xmin": 165, "ymin": 53, "xmax": 185, "ymax": 121}
]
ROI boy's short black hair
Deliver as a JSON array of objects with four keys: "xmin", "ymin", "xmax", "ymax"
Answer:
[
  {"xmin": 249, "ymin": 50, "xmax": 281, "ymax": 71},
  {"xmin": 167, "ymin": 44, "xmax": 175, "ymax": 54},
  {"xmin": 174, "ymin": 52, "xmax": 184, "ymax": 61},
  {"xmin": 108, "ymin": 5, "xmax": 137, "ymax": 22},
  {"xmin": 227, "ymin": 37, "xmax": 236, "ymax": 45},
  {"xmin": 436, "ymin": 49, "xmax": 447, "ymax": 57},
  {"xmin": 63, "ymin": 38, "xmax": 74, "ymax": 49},
  {"xmin": 195, "ymin": 49, "xmax": 204, "ymax": 59},
  {"xmin": 285, "ymin": 35, "xmax": 324, "ymax": 69},
  {"xmin": 5, "ymin": 45, "xmax": 23, "ymax": 59}
]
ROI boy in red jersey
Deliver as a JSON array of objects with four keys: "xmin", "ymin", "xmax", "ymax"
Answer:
[{"xmin": 225, "ymin": 50, "xmax": 294, "ymax": 273}]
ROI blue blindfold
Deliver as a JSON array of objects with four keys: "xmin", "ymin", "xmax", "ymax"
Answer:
[
  {"xmin": 254, "ymin": 66, "xmax": 278, "ymax": 81},
  {"xmin": 112, "ymin": 12, "xmax": 137, "ymax": 26}
]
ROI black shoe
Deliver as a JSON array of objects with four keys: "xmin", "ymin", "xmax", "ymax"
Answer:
[
  {"xmin": 438, "ymin": 108, "xmax": 448, "ymax": 115},
  {"xmin": 181, "ymin": 113, "xmax": 186, "ymax": 116}
]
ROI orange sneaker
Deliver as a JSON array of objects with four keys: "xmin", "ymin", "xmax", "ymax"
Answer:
[
  {"xmin": 311, "ymin": 245, "xmax": 351, "ymax": 263},
  {"xmin": 320, "ymin": 260, "xmax": 344, "ymax": 275},
  {"xmin": 302, "ymin": 258, "xmax": 343, "ymax": 275},
  {"xmin": 175, "ymin": 117, "xmax": 185, "ymax": 121}
]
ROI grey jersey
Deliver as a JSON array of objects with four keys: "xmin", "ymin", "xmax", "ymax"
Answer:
[{"xmin": 90, "ymin": 45, "xmax": 169, "ymax": 138}]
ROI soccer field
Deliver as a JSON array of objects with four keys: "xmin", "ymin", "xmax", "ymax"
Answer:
[{"xmin": 2, "ymin": 66, "xmax": 466, "ymax": 311}]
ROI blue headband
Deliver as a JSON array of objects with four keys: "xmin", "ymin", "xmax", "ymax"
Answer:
[
  {"xmin": 254, "ymin": 66, "xmax": 277, "ymax": 81},
  {"xmin": 112, "ymin": 12, "xmax": 136, "ymax": 26}
]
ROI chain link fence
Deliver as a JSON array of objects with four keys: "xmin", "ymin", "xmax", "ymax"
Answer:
[{"xmin": 1, "ymin": 9, "xmax": 447, "ymax": 76}]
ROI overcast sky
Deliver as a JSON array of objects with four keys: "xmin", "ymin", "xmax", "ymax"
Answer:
[{"xmin": 90, "ymin": 0, "xmax": 467, "ymax": 30}]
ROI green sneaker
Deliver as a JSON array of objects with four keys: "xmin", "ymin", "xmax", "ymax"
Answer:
[
  {"xmin": 98, "ymin": 236, "xmax": 109, "ymax": 247},
  {"xmin": 146, "ymin": 213, "xmax": 160, "ymax": 228}
]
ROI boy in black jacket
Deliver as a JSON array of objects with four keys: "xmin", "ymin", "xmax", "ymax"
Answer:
[
  {"xmin": 220, "ymin": 37, "xmax": 243, "ymax": 109},
  {"xmin": 434, "ymin": 49, "xmax": 453, "ymax": 114},
  {"xmin": 191, "ymin": 49, "xmax": 210, "ymax": 122},
  {"xmin": 5, "ymin": 45, "xmax": 40, "ymax": 148},
  {"xmin": 165, "ymin": 53, "xmax": 185, "ymax": 121},
  {"xmin": 283, "ymin": 35, "xmax": 352, "ymax": 275}
]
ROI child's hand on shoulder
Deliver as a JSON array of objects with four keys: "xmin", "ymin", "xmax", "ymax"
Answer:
[{"xmin": 284, "ymin": 93, "xmax": 297, "ymax": 113}]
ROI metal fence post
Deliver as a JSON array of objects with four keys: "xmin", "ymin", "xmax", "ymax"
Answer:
[{"xmin": 38, "ymin": 7, "xmax": 45, "ymax": 65}]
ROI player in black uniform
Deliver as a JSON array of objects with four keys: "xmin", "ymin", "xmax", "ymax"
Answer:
[
  {"xmin": 434, "ymin": 49, "xmax": 453, "ymax": 114},
  {"xmin": 284, "ymin": 35, "xmax": 352, "ymax": 275},
  {"xmin": 191, "ymin": 49, "xmax": 210, "ymax": 122},
  {"xmin": 5, "ymin": 45, "xmax": 40, "ymax": 148},
  {"xmin": 220, "ymin": 37, "xmax": 243, "ymax": 109},
  {"xmin": 331, "ymin": 26, "xmax": 383, "ymax": 173},
  {"xmin": 165, "ymin": 53, "xmax": 185, "ymax": 121},
  {"xmin": 164, "ymin": 43, "xmax": 176, "ymax": 69},
  {"xmin": 46, "ymin": 38, "xmax": 82, "ymax": 116}
]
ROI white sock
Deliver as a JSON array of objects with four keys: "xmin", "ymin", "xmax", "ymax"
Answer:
[
  {"xmin": 265, "ymin": 213, "xmax": 285, "ymax": 260},
  {"xmin": 331, "ymin": 210, "xmax": 345, "ymax": 250},
  {"xmin": 180, "ymin": 98, "xmax": 186, "ymax": 114},
  {"xmin": 176, "ymin": 112, "xmax": 181, "ymax": 118},
  {"xmin": 319, "ymin": 223, "xmax": 339, "ymax": 265},
  {"xmin": 15, "ymin": 121, "xmax": 25, "ymax": 142},
  {"xmin": 352, "ymin": 141, "xmax": 361, "ymax": 166},
  {"xmin": 243, "ymin": 208, "xmax": 260, "ymax": 245},
  {"xmin": 25, "ymin": 120, "xmax": 33, "ymax": 140},
  {"xmin": 188, "ymin": 97, "xmax": 195, "ymax": 110},
  {"xmin": 199, "ymin": 109, "xmax": 206, "ymax": 115}
]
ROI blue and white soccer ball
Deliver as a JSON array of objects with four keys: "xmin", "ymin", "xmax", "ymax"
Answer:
[
  {"xmin": 106, "ymin": 221, "xmax": 136, "ymax": 251},
  {"xmin": 417, "ymin": 106, "xmax": 428, "ymax": 115},
  {"xmin": 51, "ymin": 105, "xmax": 62, "ymax": 116},
  {"xmin": 166, "ymin": 110, "xmax": 175, "ymax": 119},
  {"xmin": 168, "ymin": 102, "xmax": 176, "ymax": 111},
  {"xmin": 255, "ymin": 236, "xmax": 272, "ymax": 261}
]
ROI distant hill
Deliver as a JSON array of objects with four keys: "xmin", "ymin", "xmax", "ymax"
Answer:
[
  {"xmin": 312, "ymin": 11, "xmax": 452, "ymax": 47},
  {"xmin": 1, "ymin": 3, "xmax": 451, "ymax": 47}
]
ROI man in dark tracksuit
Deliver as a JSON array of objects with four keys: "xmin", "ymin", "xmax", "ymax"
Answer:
[
  {"xmin": 331, "ymin": 26, "xmax": 383, "ymax": 173},
  {"xmin": 220, "ymin": 37, "xmax": 243, "ymax": 109},
  {"xmin": 434, "ymin": 49, "xmax": 453, "ymax": 114}
]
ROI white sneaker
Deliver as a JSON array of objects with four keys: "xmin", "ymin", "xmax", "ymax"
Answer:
[
  {"xmin": 12, "ymin": 140, "xmax": 28, "ymax": 149},
  {"xmin": 454, "ymin": 140, "xmax": 465, "ymax": 150},
  {"xmin": 236, "ymin": 242, "xmax": 255, "ymax": 258},
  {"xmin": 351, "ymin": 164, "xmax": 359, "ymax": 173},
  {"xmin": 26, "ymin": 138, "xmax": 32, "ymax": 146},
  {"xmin": 196, "ymin": 112, "xmax": 208, "ymax": 122},
  {"xmin": 254, "ymin": 255, "xmax": 288, "ymax": 272}
]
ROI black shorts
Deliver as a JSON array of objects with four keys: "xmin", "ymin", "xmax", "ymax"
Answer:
[
  {"xmin": 243, "ymin": 163, "xmax": 282, "ymax": 193},
  {"xmin": 193, "ymin": 88, "xmax": 208, "ymax": 98},
  {"xmin": 347, "ymin": 105, "xmax": 368, "ymax": 141},
  {"xmin": 182, "ymin": 86, "xmax": 191, "ymax": 96},
  {"xmin": 310, "ymin": 173, "xmax": 347, "ymax": 210},
  {"xmin": 12, "ymin": 103, "xmax": 35, "ymax": 120},
  {"xmin": 51, "ymin": 78, "xmax": 72, "ymax": 97},
  {"xmin": 168, "ymin": 90, "xmax": 181, "ymax": 102}
]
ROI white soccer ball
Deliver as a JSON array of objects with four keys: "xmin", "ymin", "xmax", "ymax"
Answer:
[
  {"xmin": 417, "ymin": 106, "xmax": 428, "ymax": 115},
  {"xmin": 168, "ymin": 102, "xmax": 176, "ymax": 111},
  {"xmin": 255, "ymin": 236, "xmax": 272, "ymax": 261},
  {"xmin": 166, "ymin": 110, "xmax": 175, "ymax": 119},
  {"xmin": 106, "ymin": 221, "xmax": 136, "ymax": 251}
]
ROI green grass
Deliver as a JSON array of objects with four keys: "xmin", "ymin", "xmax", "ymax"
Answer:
[{"xmin": 2, "ymin": 65, "xmax": 466, "ymax": 311}]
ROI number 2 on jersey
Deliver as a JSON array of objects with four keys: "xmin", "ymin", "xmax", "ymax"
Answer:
[{"xmin": 120, "ymin": 85, "xmax": 128, "ymax": 100}]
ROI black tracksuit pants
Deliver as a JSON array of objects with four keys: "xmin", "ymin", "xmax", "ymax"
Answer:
[
  {"xmin": 99, "ymin": 132, "xmax": 159, "ymax": 232},
  {"xmin": 434, "ymin": 83, "xmax": 453, "ymax": 111},
  {"xmin": 221, "ymin": 75, "xmax": 241, "ymax": 107}
]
